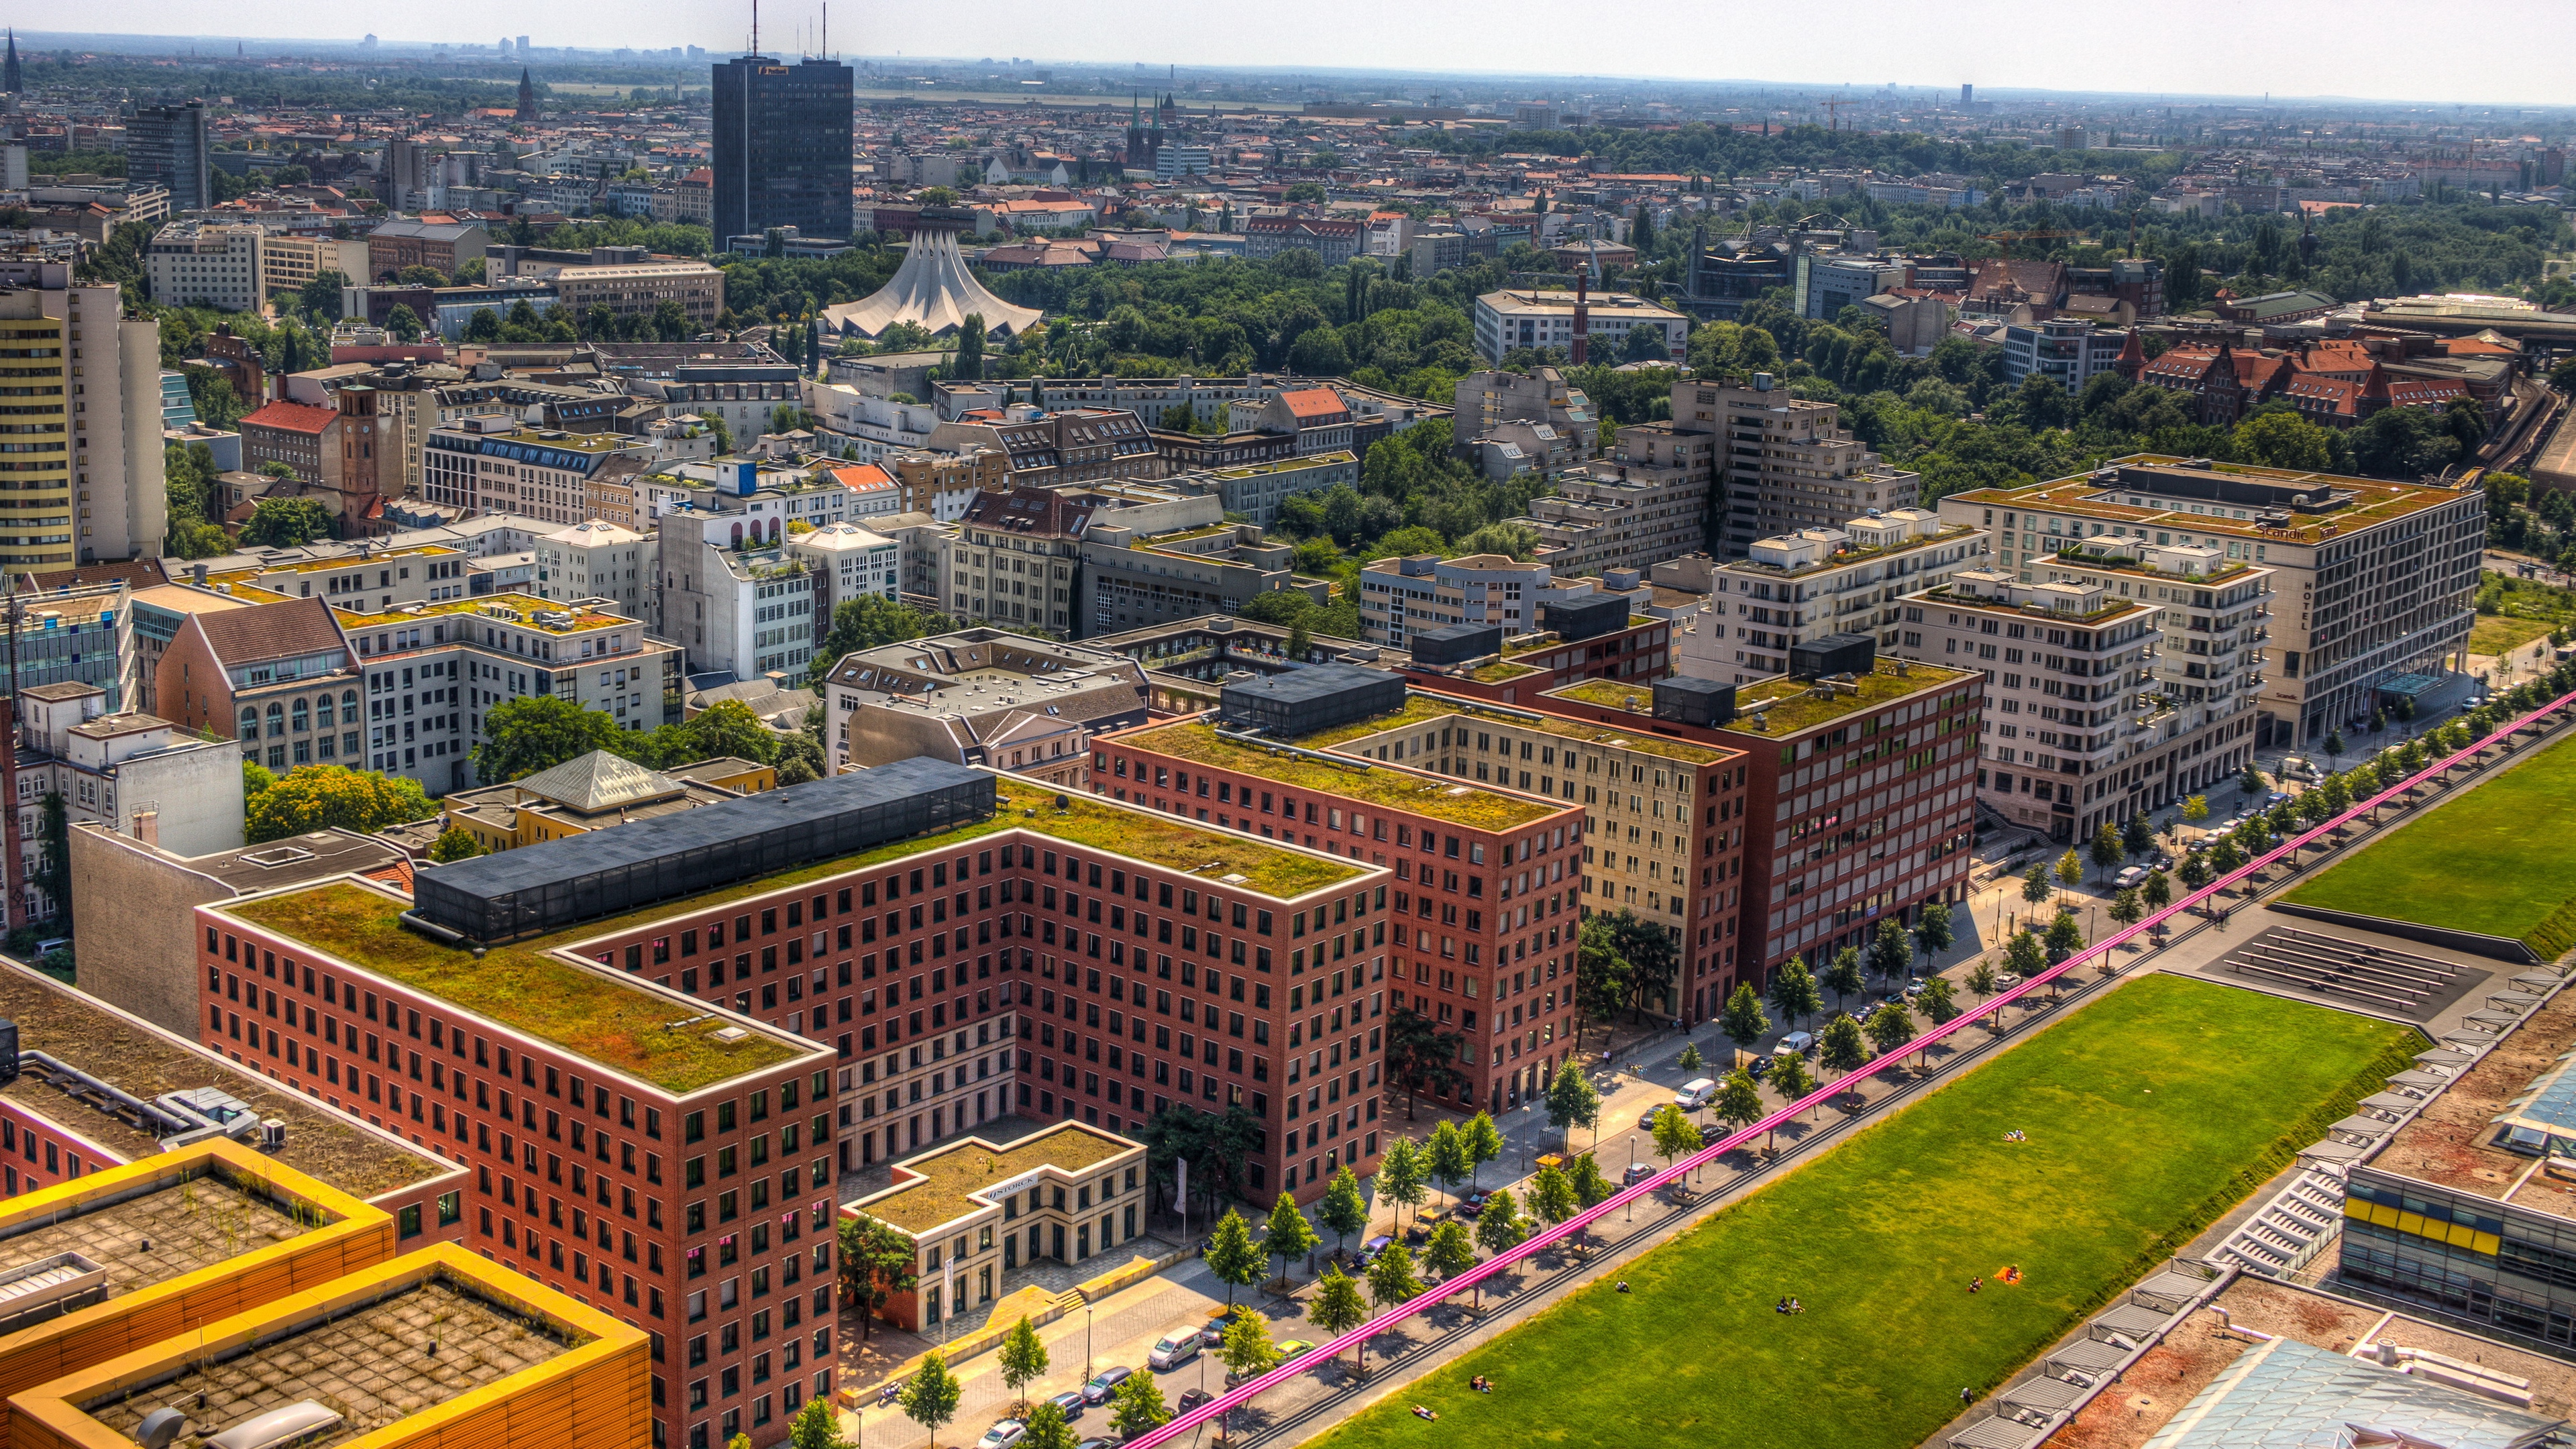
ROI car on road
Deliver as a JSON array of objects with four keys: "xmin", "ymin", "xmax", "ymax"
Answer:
[
  {"xmin": 1082, "ymin": 1366, "xmax": 1135, "ymax": 1404},
  {"xmin": 1699, "ymin": 1121, "xmax": 1726, "ymax": 1146},
  {"xmin": 1456, "ymin": 1189, "xmax": 1491, "ymax": 1218},
  {"xmin": 1045, "ymin": 1391, "xmax": 1086, "ymax": 1420},
  {"xmin": 1674, "ymin": 1077, "xmax": 1718, "ymax": 1111},
  {"xmin": 1622, "ymin": 1162, "xmax": 1657, "ymax": 1186},
  {"xmin": 1177, "ymin": 1388, "xmax": 1214, "ymax": 1413},
  {"xmin": 1996, "ymin": 973, "xmax": 2024, "ymax": 989},
  {"xmin": 1077, "ymin": 1438, "xmax": 1119, "ymax": 1449},
  {"xmin": 1356, "ymin": 1234, "xmax": 1395, "ymax": 1267},
  {"xmin": 1200, "ymin": 1305, "xmax": 1250, "ymax": 1345},
  {"xmin": 977, "ymin": 1421, "xmax": 1028, "ymax": 1449},
  {"xmin": 1280, "ymin": 1339, "xmax": 1318, "ymax": 1364},
  {"xmin": 2266, "ymin": 791, "xmax": 2292, "ymax": 806},
  {"xmin": 1149, "ymin": 1327, "xmax": 1203, "ymax": 1369},
  {"xmin": 2112, "ymin": 865, "xmax": 2148, "ymax": 890},
  {"xmin": 1903, "ymin": 976, "xmax": 1927, "ymax": 998},
  {"xmin": 1776, "ymin": 1030, "xmax": 1815, "ymax": 1057}
]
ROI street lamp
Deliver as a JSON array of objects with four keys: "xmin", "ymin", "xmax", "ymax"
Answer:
[
  {"xmin": 1085, "ymin": 1306, "xmax": 1095, "ymax": 1381},
  {"xmin": 1625, "ymin": 1136, "xmax": 1636, "ymax": 1222}
]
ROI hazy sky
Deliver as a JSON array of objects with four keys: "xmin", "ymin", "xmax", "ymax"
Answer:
[{"xmin": 73, "ymin": 0, "xmax": 2576, "ymax": 109}]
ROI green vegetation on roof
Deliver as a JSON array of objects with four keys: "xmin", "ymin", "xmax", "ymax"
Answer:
[
  {"xmin": 1713, "ymin": 662, "xmax": 1970, "ymax": 736},
  {"xmin": 1010, "ymin": 782, "xmax": 1365, "ymax": 898},
  {"xmin": 1129, "ymin": 720, "xmax": 1562, "ymax": 832},
  {"xmin": 224, "ymin": 881, "xmax": 806, "ymax": 1095},
  {"xmin": 861, "ymin": 1124, "xmax": 1130, "ymax": 1235},
  {"xmin": 1469, "ymin": 660, "xmax": 1540, "ymax": 682}
]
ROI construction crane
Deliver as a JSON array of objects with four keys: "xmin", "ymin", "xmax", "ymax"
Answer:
[{"xmin": 1820, "ymin": 98, "xmax": 1848, "ymax": 131}]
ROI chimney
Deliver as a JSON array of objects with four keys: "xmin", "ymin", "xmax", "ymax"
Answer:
[{"xmin": 133, "ymin": 810, "xmax": 158, "ymax": 848}]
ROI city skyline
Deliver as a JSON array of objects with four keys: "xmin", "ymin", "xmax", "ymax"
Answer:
[{"xmin": 2, "ymin": 1, "xmax": 2572, "ymax": 110}]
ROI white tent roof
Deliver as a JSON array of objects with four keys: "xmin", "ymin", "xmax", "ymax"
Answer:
[{"xmin": 821, "ymin": 227, "xmax": 1042, "ymax": 341}]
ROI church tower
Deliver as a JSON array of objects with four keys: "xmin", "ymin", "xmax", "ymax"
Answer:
[{"xmin": 515, "ymin": 67, "xmax": 538, "ymax": 122}]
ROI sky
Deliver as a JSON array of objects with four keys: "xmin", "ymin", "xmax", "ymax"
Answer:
[{"xmin": 56, "ymin": 0, "xmax": 2576, "ymax": 109}]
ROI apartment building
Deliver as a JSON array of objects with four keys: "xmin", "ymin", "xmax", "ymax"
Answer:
[
  {"xmin": 922, "ymin": 407, "xmax": 1166, "ymax": 489},
  {"xmin": 548, "ymin": 258, "xmax": 727, "ymax": 329},
  {"xmin": 1187, "ymin": 451, "xmax": 1359, "ymax": 528},
  {"xmin": 1470, "ymin": 289, "xmax": 1690, "ymax": 365},
  {"xmin": 2001, "ymin": 318, "xmax": 2131, "ymax": 391},
  {"xmin": 535, "ymin": 518, "xmax": 653, "ymax": 619},
  {"xmin": 0, "ymin": 259, "xmax": 165, "ymax": 568},
  {"xmin": 1705, "ymin": 510, "xmax": 1981, "ymax": 682},
  {"xmin": 1532, "ymin": 653, "xmax": 1982, "ymax": 983},
  {"xmin": 210, "ymin": 759, "xmax": 1389, "ymax": 1443},
  {"xmin": 786, "ymin": 521, "xmax": 901, "ymax": 627},
  {"xmin": 423, "ymin": 420, "xmax": 656, "ymax": 527},
  {"xmin": 365, "ymin": 219, "xmax": 488, "ymax": 280},
  {"xmin": 882, "ymin": 445, "xmax": 1010, "ymax": 522},
  {"xmin": 657, "ymin": 506, "xmax": 816, "ymax": 680},
  {"xmin": 5, "ymin": 680, "xmax": 242, "ymax": 930},
  {"xmin": 142, "ymin": 222, "xmax": 262, "ymax": 311},
  {"xmin": 1355, "ymin": 552, "xmax": 1551, "ymax": 650},
  {"xmin": 1095, "ymin": 665, "xmax": 1603, "ymax": 1119},
  {"xmin": 945, "ymin": 487, "xmax": 1093, "ymax": 635},
  {"xmin": 1386, "ymin": 584, "xmax": 1672, "ymax": 706},
  {"xmin": 1079, "ymin": 518, "xmax": 1313, "ymax": 639},
  {"xmin": 1939, "ymin": 456, "xmax": 2484, "ymax": 747},
  {"xmin": 1515, "ymin": 417, "xmax": 1716, "ymax": 576},
  {"xmin": 1679, "ymin": 377, "xmax": 1923, "ymax": 557},
  {"xmin": 820, "ymin": 629, "xmax": 1150, "ymax": 782},
  {"xmin": 259, "ymin": 231, "xmax": 372, "ymax": 303},
  {"xmin": 1450, "ymin": 366, "xmax": 1597, "ymax": 467}
]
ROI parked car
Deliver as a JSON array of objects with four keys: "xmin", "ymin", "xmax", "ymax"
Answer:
[
  {"xmin": 1456, "ymin": 1189, "xmax": 1491, "ymax": 1218},
  {"xmin": 1775, "ymin": 1030, "xmax": 1815, "ymax": 1057},
  {"xmin": 1149, "ymin": 1328, "xmax": 1202, "ymax": 1370},
  {"xmin": 2266, "ymin": 791, "xmax": 2292, "ymax": 806},
  {"xmin": 977, "ymin": 1421, "xmax": 1028, "ymax": 1449},
  {"xmin": 1903, "ymin": 976, "xmax": 1927, "ymax": 998},
  {"xmin": 1995, "ymin": 973, "xmax": 2024, "ymax": 989},
  {"xmin": 1673, "ymin": 1077, "xmax": 1717, "ymax": 1111},
  {"xmin": 1699, "ymin": 1121, "xmax": 1727, "ymax": 1146},
  {"xmin": 1622, "ymin": 1162, "xmax": 1657, "ymax": 1186},
  {"xmin": 1280, "ymin": 1340, "xmax": 1318, "ymax": 1364},
  {"xmin": 1177, "ymin": 1389, "xmax": 1214, "ymax": 1413},
  {"xmin": 1201, "ymin": 1305, "xmax": 1250, "ymax": 1346},
  {"xmin": 1356, "ymin": 1234, "xmax": 1394, "ymax": 1267},
  {"xmin": 1046, "ymin": 1391, "xmax": 1086, "ymax": 1420},
  {"xmin": 1077, "ymin": 1438, "xmax": 1119, "ymax": 1449},
  {"xmin": 1083, "ymin": 1366, "xmax": 1135, "ymax": 1405},
  {"xmin": 2112, "ymin": 865, "xmax": 2147, "ymax": 890}
]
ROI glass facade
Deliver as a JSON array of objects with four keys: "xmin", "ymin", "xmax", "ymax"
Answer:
[
  {"xmin": 711, "ymin": 56, "xmax": 854, "ymax": 245},
  {"xmin": 2343, "ymin": 1165, "xmax": 2576, "ymax": 1347}
]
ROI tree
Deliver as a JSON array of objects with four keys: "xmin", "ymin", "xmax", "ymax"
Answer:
[
  {"xmin": 1818, "ymin": 1013, "xmax": 1868, "ymax": 1082},
  {"xmin": 1375, "ymin": 1136, "xmax": 1426, "ymax": 1232},
  {"xmin": 1381, "ymin": 1006, "xmax": 1470, "ymax": 1118},
  {"xmin": 1868, "ymin": 918, "xmax": 1914, "ymax": 986},
  {"xmin": 384, "ymin": 303, "xmax": 425, "ymax": 341},
  {"xmin": 1108, "ymin": 1368, "xmax": 1171, "ymax": 1440},
  {"xmin": 300, "ymin": 268, "xmax": 350, "ymax": 320},
  {"xmin": 2054, "ymin": 849, "xmax": 2085, "ymax": 896},
  {"xmin": 1866, "ymin": 998, "xmax": 1917, "ymax": 1059},
  {"xmin": 953, "ymin": 313, "xmax": 986, "ymax": 381},
  {"xmin": 901, "ymin": 1350, "xmax": 963, "ymax": 1447},
  {"xmin": 1914, "ymin": 901, "xmax": 1955, "ymax": 959},
  {"xmin": 2005, "ymin": 929, "xmax": 2048, "ymax": 980},
  {"xmin": 1216, "ymin": 1309, "xmax": 1279, "ymax": 1384},
  {"xmin": 2180, "ymin": 853, "xmax": 2213, "ymax": 890},
  {"xmin": 1719, "ymin": 981, "xmax": 1770, "ymax": 1047},
  {"xmin": 839, "ymin": 1212, "xmax": 918, "ymax": 1338},
  {"xmin": 1263, "ymin": 1191, "xmax": 1320, "ymax": 1287},
  {"xmin": 1529, "ymin": 1164, "xmax": 1578, "ymax": 1230},
  {"xmin": 1713, "ymin": 1068, "xmax": 1765, "ymax": 1136},
  {"xmin": 1472, "ymin": 1187, "xmax": 1525, "ymax": 1263},
  {"xmin": 1453, "ymin": 1112, "xmax": 1499, "ymax": 1189},
  {"xmin": 1307, "ymin": 1266, "xmax": 1368, "ymax": 1364},
  {"xmin": 1022, "ymin": 1403, "xmax": 1077, "ymax": 1449},
  {"xmin": 1822, "ymin": 947, "xmax": 1867, "ymax": 1012},
  {"xmin": 1966, "ymin": 960, "xmax": 1998, "ymax": 1000},
  {"xmin": 1918, "ymin": 976, "xmax": 1960, "ymax": 1026},
  {"xmin": 1573, "ymin": 915, "xmax": 1635, "ymax": 1048},
  {"xmin": 2239, "ymin": 761, "xmax": 2268, "ymax": 797},
  {"xmin": 2046, "ymin": 909, "xmax": 2086, "ymax": 961},
  {"xmin": 1767, "ymin": 1050, "xmax": 1817, "ymax": 1113},
  {"xmin": 241, "ymin": 496, "xmax": 335, "ymax": 547},
  {"xmin": 2143, "ymin": 870, "xmax": 2173, "ymax": 912},
  {"xmin": 2234, "ymin": 409, "xmax": 2335, "ymax": 471},
  {"xmin": 474, "ymin": 695, "xmax": 625, "ymax": 782},
  {"xmin": 2020, "ymin": 865, "xmax": 2052, "ymax": 909},
  {"xmin": 2121, "ymin": 814, "xmax": 2157, "ymax": 858},
  {"xmin": 1567, "ymin": 1152, "xmax": 1614, "ymax": 1208},
  {"xmin": 1676, "ymin": 1041, "xmax": 1705, "ymax": 1073},
  {"xmin": 2110, "ymin": 888, "xmax": 2143, "ymax": 930},
  {"xmin": 808, "ymin": 595, "xmax": 945, "ymax": 686},
  {"xmin": 999, "ymin": 1316, "xmax": 1049, "ymax": 1413},
  {"xmin": 2324, "ymin": 729, "xmax": 2347, "ymax": 761},
  {"xmin": 427, "ymin": 824, "xmax": 488, "ymax": 863},
  {"xmin": 680, "ymin": 699, "xmax": 782, "ymax": 765},
  {"xmin": 1364, "ymin": 1239, "xmax": 1421, "ymax": 1310},
  {"xmin": 1542, "ymin": 1060, "xmax": 1599, "ymax": 1146},
  {"xmin": 2182, "ymin": 795, "xmax": 2211, "ymax": 830},
  {"xmin": 1765, "ymin": 955, "xmax": 1821, "ymax": 1031},
  {"xmin": 790, "ymin": 1395, "xmax": 851, "ymax": 1449},
  {"xmin": 1650, "ymin": 1102, "xmax": 1700, "ymax": 1165},
  {"xmin": 1316, "ymin": 1166, "xmax": 1368, "ymax": 1259},
  {"xmin": 2089, "ymin": 821, "xmax": 2125, "ymax": 881},
  {"xmin": 1424, "ymin": 1218, "xmax": 1477, "ymax": 1281},
  {"xmin": 246, "ymin": 767, "xmax": 435, "ymax": 843},
  {"xmin": 1425, "ymin": 1118, "xmax": 1471, "ymax": 1201},
  {"xmin": 1204, "ymin": 1208, "xmax": 1263, "ymax": 1305}
]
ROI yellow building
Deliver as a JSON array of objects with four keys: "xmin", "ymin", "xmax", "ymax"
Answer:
[
  {"xmin": 7, "ymin": 1242, "xmax": 649, "ymax": 1449},
  {"xmin": 437, "ymin": 749, "xmax": 775, "ymax": 853}
]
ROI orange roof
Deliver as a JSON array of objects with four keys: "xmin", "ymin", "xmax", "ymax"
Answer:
[
  {"xmin": 238, "ymin": 400, "xmax": 339, "ymax": 436},
  {"xmin": 1278, "ymin": 387, "xmax": 1348, "ymax": 419},
  {"xmin": 827, "ymin": 463, "xmax": 896, "ymax": 489}
]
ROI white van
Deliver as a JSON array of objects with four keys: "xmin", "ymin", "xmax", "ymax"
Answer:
[
  {"xmin": 2114, "ymin": 865, "xmax": 2148, "ymax": 890},
  {"xmin": 1774, "ymin": 1031, "xmax": 1815, "ymax": 1059},
  {"xmin": 1673, "ymin": 1077, "xmax": 1717, "ymax": 1111}
]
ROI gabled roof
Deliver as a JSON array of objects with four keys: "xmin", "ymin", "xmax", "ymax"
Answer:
[
  {"xmin": 189, "ymin": 596, "xmax": 346, "ymax": 670},
  {"xmin": 238, "ymin": 400, "xmax": 339, "ymax": 436},
  {"xmin": 1277, "ymin": 387, "xmax": 1350, "ymax": 420}
]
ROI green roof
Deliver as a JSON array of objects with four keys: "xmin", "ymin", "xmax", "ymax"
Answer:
[
  {"xmin": 1126, "ymin": 718, "xmax": 1565, "ymax": 833},
  {"xmin": 1711, "ymin": 662, "xmax": 1971, "ymax": 736}
]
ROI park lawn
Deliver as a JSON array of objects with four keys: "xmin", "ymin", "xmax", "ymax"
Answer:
[
  {"xmin": 2470, "ymin": 613, "xmax": 2555, "ymax": 657},
  {"xmin": 1310, "ymin": 975, "xmax": 2415, "ymax": 1449},
  {"xmin": 2283, "ymin": 730, "xmax": 2576, "ymax": 956}
]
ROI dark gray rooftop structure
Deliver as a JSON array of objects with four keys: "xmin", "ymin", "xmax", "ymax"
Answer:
[
  {"xmin": 413, "ymin": 758, "xmax": 994, "ymax": 945},
  {"xmin": 1540, "ymin": 594, "xmax": 1627, "ymax": 643},
  {"xmin": 1409, "ymin": 623, "xmax": 1501, "ymax": 667},
  {"xmin": 1218, "ymin": 664, "xmax": 1406, "ymax": 739},
  {"xmin": 1791, "ymin": 632, "xmax": 1878, "ymax": 680},
  {"xmin": 1654, "ymin": 676, "xmax": 1736, "ymax": 728}
]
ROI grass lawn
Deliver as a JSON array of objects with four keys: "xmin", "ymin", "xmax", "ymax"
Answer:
[
  {"xmin": 1311, "ymin": 975, "xmax": 2414, "ymax": 1449},
  {"xmin": 2283, "ymin": 731, "xmax": 2576, "ymax": 955},
  {"xmin": 2470, "ymin": 613, "xmax": 2555, "ymax": 657}
]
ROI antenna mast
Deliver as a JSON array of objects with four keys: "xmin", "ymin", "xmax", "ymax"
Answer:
[{"xmin": 751, "ymin": 0, "xmax": 759, "ymax": 56}]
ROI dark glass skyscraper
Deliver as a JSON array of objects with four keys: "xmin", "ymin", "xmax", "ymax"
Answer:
[
  {"xmin": 129, "ymin": 101, "xmax": 211, "ymax": 212},
  {"xmin": 711, "ymin": 54, "xmax": 853, "ymax": 245}
]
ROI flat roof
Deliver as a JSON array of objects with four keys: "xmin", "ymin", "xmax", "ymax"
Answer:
[
  {"xmin": 183, "ymin": 830, "xmax": 411, "ymax": 894},
  {"xmin": 330, "ymin": 592, "xmax": 631, "ymax": 635},
  {"xmin": 1124, "ymin": 716, "xmax": 1566, "ymax": 833},
  {"xmin": 79, "ymin": 1275, "xmax": 579, "ymax": 1449},
  {"xmin": 0, "ymin": 1163, "xmax": 313, "ymax": 1303},
  {"xmin": 1553, "ymin": 661, "xmax": 1970, "ymax": 739},
  {"xmin": 2377, "ymin": 989, "xmax": 2576, "ymax": 1223},
  {"xmin": 1348, "ymin": 690, "xmax": 1738, "ymax": 766},
  {"xmin": 224, "ymin": 778, "xmax": 1367, "ymax": 1091},
  {"xmin": 0, "ymin": 962, "xmax": 450, "ymax": 1200},
  {"xmin": 1952, "ymin": 453, "xmax": 2471, "ymax": 547},
  {"xmin": 1720, "ymin": 523, "xmax": 1980, "ymax": 578},
  {"xmin": 857, "ymin": 1122, "xmax": 1134, "ymax": 1236}
]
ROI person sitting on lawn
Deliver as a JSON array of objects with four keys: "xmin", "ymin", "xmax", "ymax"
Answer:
[{"xmin": 1412, "ymin": 1405, "xmax": 1439, "ymax": 1421}]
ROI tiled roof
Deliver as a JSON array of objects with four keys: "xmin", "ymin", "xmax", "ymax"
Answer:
[
  {"xmin": 1279, "ymin": 388, "xmax": 1349, "ymax": 420},
  {"xmin": 190, "ymin": 596, "xmax": 347, "ymax": 670},
  {"xmin": 238, "ymin": 400, "xmax": 339, "ymax": 436}
]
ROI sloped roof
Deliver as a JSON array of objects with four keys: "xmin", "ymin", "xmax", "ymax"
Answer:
[
  {"xmin": 819, "ymin": 227, "xmax": 1042, "ymax": 341},
  {"xmin": 514, "ymin": 749, "xmax": 687, "ymax": 812},
  {"xmin": 191, "ymin": 596, "xmax": 345, "ymax": 670},
  {"xmin": 1279, "ymin": 387, "xmax": 1350, "ymax": 419},
  {"xmin": 238, "ymin": 400, "xmax": 339, "ymax": 436}
]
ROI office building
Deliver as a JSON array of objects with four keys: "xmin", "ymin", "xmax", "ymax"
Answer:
[
  {"xmin": 2000, "ymin": 318, "xmax": 2131, "ymax": 392},
  {"xmin": 1080, "ymin": 518, "xmax": 1314, "ymax": 639},
  {"xmin": 127, "ymin": 101, "xmax": 210, "ymax": 212},
  {"xmin": 423, "ymin": 420, "xmax": 655, "ymax": 527},
  {"xmin": 1450, "ymin": 368, "xmax": 1596, "ymax": 470},
  {"xmin": 547, "ymin": 258, "xmax": 727, "ymax": 331},
  {"xmin": 1471, "ymin": 288, "xmax": 1690, "ymax": 364},
  {"xmin": 142, "ymin": 223, "xmax": 262, "ymax": 311},
  {"xmin": 364, "ymin": 219, "xmax": 489, "ymax": 282},
  {"xmin": 1514, "ymin": 417, "xmax": 1717, "ymax": 577},
  {"xmin": 535, "ymin": 517, "xmax": 652, "ymax": 619},
  {"xmin": 940, "ymin": 486, "xmax": 1095, "ymax": 635},
  {"xmin": 922, "ymin": 407, "xmax": 1165, "ymax": 490},
  {"xmin": 711, "ymin": 54, "xmax": 855, "ymax": 246},
  {"xmin": 655, "ymin": 505, "xmax": 815, "ymax": 679},
  {"xmin": 1705, "ymin": 510, "xmax": 1982, "ymax": 682},
  {"xmin": 1938, "ymin": 457, "xmax": 2483, "ymax": 747},
  {"xmin": 0, "ymin": 260, "xmax": 164, "ymax": 568},
  {"xmin": 787, "ymin": 521, "xmax": 902, "ymax": 625},
  {"xmin": 819, "ymin": 628, "xmax": 1150, "ymax": 782},
  {"xmin": 1355, "ymin": 551, "xmax": 1556, "ymax": 651},
  {"xmin": 4, "ymin": 679, "xmax": 241, "ymax": 932},
  {"xmin": 258, "ymin": 231, "xmax": 370, "ymax": 303},
  {"xmin": 1679, "ymin": 377, "xmax": 1922, "ymax": 557}
]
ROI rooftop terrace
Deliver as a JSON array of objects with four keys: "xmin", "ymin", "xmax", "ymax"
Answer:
[
  {"xmin": 332, "ymin": 592, "xmax": 631, "ymax": 635},
  {"xmin": 1124, "ymin": 717, "xmax": 1566, "ymax": 832},
  {"xmin": 1955, "ymin": 453, "xmax": 2470, "ymax": 546},
  {"xmin": 225, "ymin": 782, "xmax": 1364, "ymax": 1091},
  {"xmin": 0, "ymin": 1161, "xmax": 313, "ymax": 1303},
  {"xmin": 859, "ymin": 1122, "xmax": 1131, "ymax": 1236}
]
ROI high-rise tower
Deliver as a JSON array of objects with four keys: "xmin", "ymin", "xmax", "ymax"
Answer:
[{"xmin": 711, "ymin": 51, "xmax": 854, "ymax": 244}]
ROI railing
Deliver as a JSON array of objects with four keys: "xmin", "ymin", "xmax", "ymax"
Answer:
[{"xmin": 1124, "ymin": 680, "xmax": 2576, "ymax": 1449}]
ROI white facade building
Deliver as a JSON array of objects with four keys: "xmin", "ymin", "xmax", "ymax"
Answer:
[
  {"xmin": 533, "ymin": 519, "xmax": 653, "ymax": 621},
  {"xmin": 144, "ymin": 223, "xmax": 262, "ymax": 312}
]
